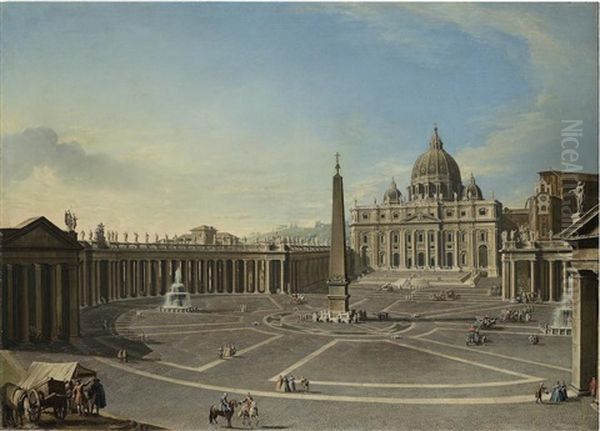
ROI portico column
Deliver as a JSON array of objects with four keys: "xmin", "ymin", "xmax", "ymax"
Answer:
[
  {"xmin": 107, "ymin": 261, "xmax": 113, "ymax": 301},
  {"xmin": 20, "ymin": 265, "xmax": 30, "ymax": 343},
  {"xmin": 530, "ymin": 260, "xmax": 536, "ymax": 294},
  {"xmin": 34, "ymin": 264, "xmax": 43, "ymax": 334},
  {"xmin": 510, "ymin": 260, "xmax": 517, "ymax": 300},
  {"xmin": 434, "ymin": 230, "xmax": 439, "ymax": 268},
  {"xmin": 454, "ymin": 229, "xmax": 459, "ymax": 269},
  {"xmin": 82, "ymin": 260, "xmax": 89, "ymax": 306},
  {"xmin": 232, "ymin": 260, "xmax": 238, "ymax": 293},
  {"xmin": 6, "ymin": 264, "xmax": 15, "ymax": 342},
  {"xmin": 223, "ymin": 260, "xmax": 230, "ymax": 293},
  {"xmin": 68, "ymin": 264, "xmax": 80, "ymax": 338},
  {"xmin": 548, "ymin": 260, "xmax": 555, "ymax": 302},
  {"xmin": 95, "ymin": 261, "xmax": 102, "ymax": 304},
  {"xmin": 51, "ymin": 264, "xmax": 62, "ymax": 340},
  {"xmin": 125, "ymin": 261, "xmax": 132, "ymax": 298},
  {"xmin": 501, "ymin": 260, "xmax": 508, "ymax": 300}
]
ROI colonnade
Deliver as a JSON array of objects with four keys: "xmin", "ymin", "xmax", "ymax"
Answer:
[
  {"xmin": 79, "ymin": 255, "xmax": 329, "ymax": 307},
  {"xmin": 2, "ymin": 263, "xmax": 79, "ymax": 344},
  {"xmin": 501, "ymin": 256, "xmax": 569, "ymax": 302}
]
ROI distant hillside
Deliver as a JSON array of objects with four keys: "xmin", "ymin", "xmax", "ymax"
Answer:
[{"xmin": 246, "ymin": 221, "xmax": 350, "ymax": 244}]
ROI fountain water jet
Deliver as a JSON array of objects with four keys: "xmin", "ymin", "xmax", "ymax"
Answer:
[
  {"xmin": 159, "ymin": 265, "xmax": 197, "ymax": 312},
  {"xmin": 548, "ymin": 273, "xmax": 573, "ymax": 335}
]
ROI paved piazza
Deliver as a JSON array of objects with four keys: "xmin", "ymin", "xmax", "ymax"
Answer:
[{"xmin": 6, "ymin": 279, "xmax": 598, "ymax": 430}]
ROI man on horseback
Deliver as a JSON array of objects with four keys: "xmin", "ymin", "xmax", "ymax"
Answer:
[{"xmin": 220, "ymin": 393, "xmax": 231, "ymax": 413}]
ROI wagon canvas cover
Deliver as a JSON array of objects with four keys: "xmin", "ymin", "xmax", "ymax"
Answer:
[{"xmin": 18, "ymin": 362, "xmax": 97, "ymax": 390}]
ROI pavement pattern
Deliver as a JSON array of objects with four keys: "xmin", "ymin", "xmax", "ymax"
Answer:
[{"xmin": 4, "ymin": 279, "xmax": 598, "ymax": 430}]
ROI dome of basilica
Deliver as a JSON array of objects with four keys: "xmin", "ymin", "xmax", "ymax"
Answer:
[{"xmin": 410, "ymin": 126, "xmax": 463, "ymax": 200}]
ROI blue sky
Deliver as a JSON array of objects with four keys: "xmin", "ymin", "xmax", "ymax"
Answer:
[{"xmin": 1, "ymin": 3, "xmax": 597, "ymax": 236}]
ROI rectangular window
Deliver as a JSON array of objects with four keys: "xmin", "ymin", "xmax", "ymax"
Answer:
[
  {"xmin": 362, "ymin": 214, "xmax": 368, "ymax": 220},
  {"xmin": 363, "ymin": 235, "xmax": 368, "ymax": 244}
]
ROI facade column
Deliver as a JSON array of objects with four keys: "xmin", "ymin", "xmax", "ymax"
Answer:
[
  {"xmin": 548, "ymin": 260, "xmax": 555, "ymax": 302},
  {"xmin": 6, "ymin": 265, "xmax": 15, "ymax": 342},
  {"xmin": 530, "ymin": 260, "xmax": 536, "ymax": 294},
  {"xmin": 67, "ymin": 264, "xmax": 80, "ymax": 339},
  {"xmin": 425, "ymin": 231, "xmax": 430, "ymax": 268},
  {"xmin": 399, "ymin": 229, "xmax": 406, "ymax": 269},
  {"xmin": 34, "ymin": 264, "xmax": 43, "ymax": 335},
  {"xmin": 434, "ymin": 230, "xmax": 440, "ymax": 268},
  {"xmin": 20, "ymin": 265, "xmax": 30, "ymax": 343},
  {"xmin": 411, "ymin": 231, "xmax": 416, "ymax": 268},
  {"xmin": 454, "ymin": 229, "xmax": 460, "ymax": 269},
  {"xmin": 510, "ymin": 260, "xmax": 517, "ymax": 300}
]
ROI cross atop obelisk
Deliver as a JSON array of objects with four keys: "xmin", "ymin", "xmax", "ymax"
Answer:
[{"xmin": 327, "ymin": 153, "xmax": 350, "ymax": 314}]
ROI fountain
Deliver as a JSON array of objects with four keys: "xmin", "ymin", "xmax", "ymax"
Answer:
[
  {"xmin": 159, "ymin": 265, "xmax": 196, "ymax": 312},
  {"xmin": 548, "ymin": 274, "xmax": 573, "ymax": 335}
]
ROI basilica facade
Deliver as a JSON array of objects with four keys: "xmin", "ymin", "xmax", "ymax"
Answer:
[{"xmin": 350, "ymin": 127, "xmax": 502, "ymax": 276}]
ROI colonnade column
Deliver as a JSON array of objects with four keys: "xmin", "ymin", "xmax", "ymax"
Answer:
[
  {"xmin": 530, "ymin": 260, "xmax": 536, "ymax": 294},
  {"xmin": 82, "ymin": 260, "xmax": 89, "ymax": 307},
  {"xmin": 280, "ymin": 260, "xmax": 285, "ymax": 293},
  {"xmin": 265, "ymin": 260, "xmax": 271, "ymax": 294},
  {"xmin": 68, "ymin": 264, "xmax": 80, "ymax": 338},
  {"xmin": 501, "ymin": 259, "xmax": 508, "ymax": 300},
  {"xmin": 548, "ymin": 260, "xmax": 555, "ymax": 302},
  {"xmin": 562, "ymin": 261, "xmax": 568, "ymax": 300},
  {"xmin": 510, "ymin": 260, "xmax": 517, "ymax": 300},
  {"xmin": 243, "ymin": 260, "xmax": 248, "ymax": 293}
]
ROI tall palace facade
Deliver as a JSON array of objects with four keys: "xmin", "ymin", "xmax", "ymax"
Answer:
[{"xmin": 350, "ymin": 127, "xmax": 502, "ymax": 276}]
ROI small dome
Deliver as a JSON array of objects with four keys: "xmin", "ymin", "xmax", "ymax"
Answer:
[
  {"xmin": 383, "ymin": 178, "xmax": 402, "ymax": 204},
  {"xmin": 411, "ymin": 126, "xmax": 462, "ymax": 200},
  {"xmin": 464, "ymin": 173, "xmax": 483, "ymax": 200}
]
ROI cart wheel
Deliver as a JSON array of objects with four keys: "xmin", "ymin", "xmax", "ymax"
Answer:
[{"xmin": 27, "ymin": 390, "xmax": 42, "ymax": 423}]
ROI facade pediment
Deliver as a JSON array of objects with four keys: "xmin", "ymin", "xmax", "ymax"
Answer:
[
  {"xmin": 1, "ymin": 217, "xmax": 81, "ymax": 250},
  {"xmin": 402, "ymin": 213, "xmax": 441, "ymax": 224}
]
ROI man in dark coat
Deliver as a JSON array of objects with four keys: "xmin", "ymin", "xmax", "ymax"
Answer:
[{"xmin": 89, "ymin": 378, "xmax": 107, "ymax": 414}]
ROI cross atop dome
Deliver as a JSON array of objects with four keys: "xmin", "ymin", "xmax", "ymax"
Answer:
[
  {"xmin": 334, "ymin": 152, "xmax": 341, "ymax": 175},
  {"xmin": 430, "ymin": 124, "xmax": 443, "ymax": 149}
]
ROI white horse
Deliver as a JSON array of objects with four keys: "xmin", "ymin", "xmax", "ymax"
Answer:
[{"xmin": 239, "ymin": 400, "xmax": 259, "ymax": 428}]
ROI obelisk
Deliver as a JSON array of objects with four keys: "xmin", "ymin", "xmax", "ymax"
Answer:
[{"xmin": 327, "ymin": 153, "xmax": 350, "ymax": 313}]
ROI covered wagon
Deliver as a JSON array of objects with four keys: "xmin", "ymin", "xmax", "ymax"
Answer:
[{"xmin": 18, "ymin": 361, "xmax": 96, "ymax": 422}]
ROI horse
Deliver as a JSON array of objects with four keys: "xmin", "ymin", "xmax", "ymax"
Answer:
[
  {"xmin": 239, "ymin": 400, "xmax": 259, "ymax": 428},
  {"xmin": 209, "ymin": 399, "xmax": 238, "ymax": 427},
  {"xmin": 1, "ymin": 383, "xmax": 29, "ymax": 428}
]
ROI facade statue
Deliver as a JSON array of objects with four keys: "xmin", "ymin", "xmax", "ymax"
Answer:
[
  {"xmin": 89, "ymin": 230, "xmax": 93, "ymax": 241},
  {"xmin": 501, "ymin": 230, "xmax": 507, "ymax": 245},
  {"xmin": 570, "ymin": 181, "xmax": 585, "ymax": 214},
  {"xmin": 64, "ymin": 210, "xmax": 78, "ymax": 232},
  {"xmin": 155, "ymin": 233, "xmax": 159, "ymax": 243},
  {"xmin": 124, "ymin": 232, "xmax": 129, "ymax": 242},
  {"xmin": 548, "ymin": 230, "xmax": 553, "ymax": 240},
  {"xmin": 134, "ymin": 232, "xmax": 139, "ymax": 243},
  {"xmin": 509, "ymin": 229, "xmax": 516, "ymax": 241},
  {"xmin": 95, "ymin": 223, "xmax": 107, "ymax": 247},
  {"xmin": 145, "ymin": 232, "xmax": 149, "ymax": 243},
  {"xmin": 80, "ymin": 230, "xmax": 86, "ymax": 240},
  {"xmin": 453, "ymin": 191, "xmax": 458, "ymax": 201},
  {"xmin": 115, "ymin": 232, "xmax": 119, "ymax": 242}
]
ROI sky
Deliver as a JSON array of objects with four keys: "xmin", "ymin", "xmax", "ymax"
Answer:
[{"xmin": 1, "ymin": 3, "xmax": 598, "ymax": 237}]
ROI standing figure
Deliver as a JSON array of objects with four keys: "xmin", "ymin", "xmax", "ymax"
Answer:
[{"xmin": 535, "ymin": 383, "xmax": 548, "ymax": 404}]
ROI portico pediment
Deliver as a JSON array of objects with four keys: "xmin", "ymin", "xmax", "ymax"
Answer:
[{"xmin": 1, "ymin": 217, "xmax": 82, "ymax": 250}]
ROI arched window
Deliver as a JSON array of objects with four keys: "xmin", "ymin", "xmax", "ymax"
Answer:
[{"xmin": 478, "ymin": 245, "xmax": 488, "ymax": 268}]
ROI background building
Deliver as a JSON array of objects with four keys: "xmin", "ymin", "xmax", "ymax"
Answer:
[{"xmin": 350, "ymin": 127, "xmax": 502, "ymax": 276}]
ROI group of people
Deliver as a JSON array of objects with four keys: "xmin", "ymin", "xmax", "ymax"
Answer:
[
  {"xmin": 499, "ymin": 307, "xmax": 532, "ymax": 322},
  {"xmin": 535, "ymin": 381, "xmax": 574, "ymax": 404},
  {"xmin": 116, "ymin": 349, "xmax": 129, "ymax": 362},
  {"xmin": 66, "ymin": 378, "xmax": 107, "ymax": 416},
  {"xmin": 274, "ymin": 375, "xmax": 309, "ymax": 392},
  {"xmin": 218, "ymin": 344, "xmax": 237, "ymax": 359}
]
